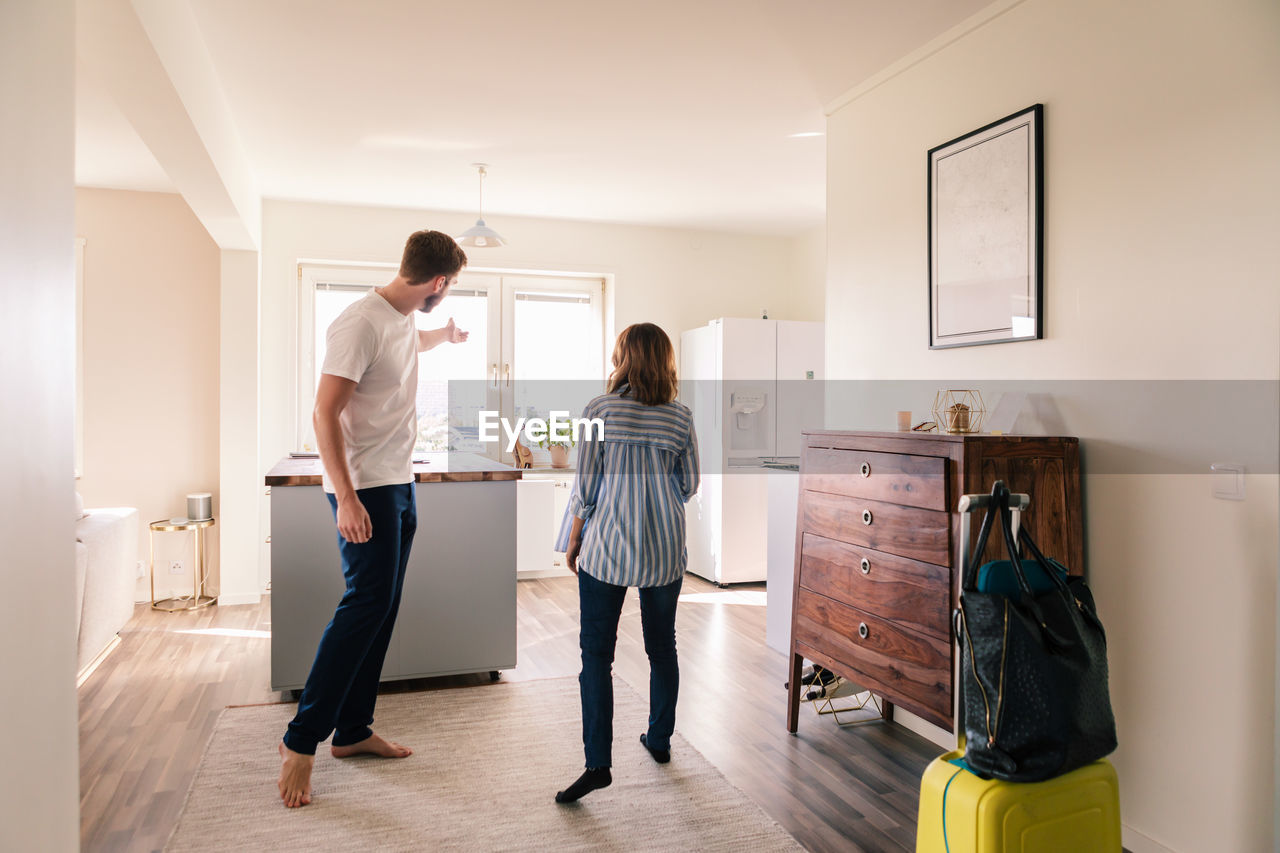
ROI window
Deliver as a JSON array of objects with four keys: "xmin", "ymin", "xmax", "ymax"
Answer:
[
  {"xmin": 298, "ymin": 264, "xmax": 605, "ymax": 460},
  {"xmin": 502, "ymin": 277, "xmax": 606, "ymax": 459}
]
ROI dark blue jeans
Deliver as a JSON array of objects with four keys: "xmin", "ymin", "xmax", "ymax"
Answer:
[
  {"xmin": 283, "ymin": 483, "xmax": 416, "ymax": 756},
  {"xmin": 578, "ymin": 570, "xmax": 682, "ymax": 769}
]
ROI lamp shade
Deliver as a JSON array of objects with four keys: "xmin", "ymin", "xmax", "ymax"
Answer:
[
  {"xmin": 455, "ymin": 163, "xmax": 508, "ymax": 247},
  {"xmin": 455, "ymin": 218, "xmax": 507, "ymax": 248}
]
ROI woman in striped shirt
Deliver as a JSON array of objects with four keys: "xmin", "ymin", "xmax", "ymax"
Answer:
[{"xmin": 553, "ymin": 322, "xmax": 700, "ymax": 804}]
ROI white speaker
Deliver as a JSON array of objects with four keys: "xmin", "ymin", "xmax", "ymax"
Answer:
[{"xmin": 187, "ymin": 492, "xmax": 213, "ymax": 521}]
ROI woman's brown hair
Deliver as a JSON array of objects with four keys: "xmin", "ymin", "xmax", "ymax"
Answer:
[{"xmin": 607, "ymin": 323, "xmax": 679, "ymax": 406}]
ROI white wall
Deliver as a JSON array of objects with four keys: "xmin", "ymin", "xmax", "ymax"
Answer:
[
  {"xmin": 219, "ymin": 248, "xmax": 261, "ymax": 604},
  {"xmin": 0, "ymin": 0, "xmax": 81, "ymax": 848},
  {"xmin": 260, "ymin": 199, "xmax": 825, "ymax": 472},
  {"xmin": 824, "ymin": 0, "xmax": 1280, "ymax": 850},
  {"xmin": 793, "ymin": 225, "xmax": 825, "ymax": 321},
  {"xmin": 76, "ymin": 188, "xmax": 222, "ymax": 601}
]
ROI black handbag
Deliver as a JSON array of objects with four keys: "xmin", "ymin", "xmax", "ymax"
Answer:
[{"xmin": 957, "ymin": 482, "xmax": 1117, "ymax": 782}]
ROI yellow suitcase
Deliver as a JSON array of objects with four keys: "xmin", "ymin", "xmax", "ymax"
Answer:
[
  {"xmin": 915, "ymin": 751, "xmax": 1120, "ymax": 852},
  {"xmin": 917, "ymin": 490, "xmax": 1121, "ymax": 852}
]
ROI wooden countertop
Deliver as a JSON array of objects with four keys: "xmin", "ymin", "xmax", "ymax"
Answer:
[{"xmin": 266, "ymin": 452, "xmax": 523, "ymax": 486}]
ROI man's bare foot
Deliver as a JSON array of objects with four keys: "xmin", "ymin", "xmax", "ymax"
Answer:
[
  {"xmin": 330, "ymin": 732, "xmax": 413, "ymax": 759},
  {"xmin": 278, "ymin": 742, "xmax": 314, "ymax": 808}
]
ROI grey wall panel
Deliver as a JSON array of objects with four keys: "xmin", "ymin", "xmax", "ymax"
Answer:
[
  {"xmin": 393, "ymin": 481, "xmax": 518, "ymax": 677},
  {"xmin": 270, "ymin": 482, "xmax": 515, "ymax": 691}
]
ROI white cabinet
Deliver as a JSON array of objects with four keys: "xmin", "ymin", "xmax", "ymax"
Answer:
[
  {"xmin": 551, "ymin": 474, "xmax": 572, "ymax": 571},
  {"xmin": 516, "ymin": 469, "xmax": 574, "ymax": 577},
  {"xmin": 765, "ymin": 466, "xmax": 801, "ymax": 653},
  {"xmin": 516, "ymin": 479, "xmax": 553, "ymax": 575}
]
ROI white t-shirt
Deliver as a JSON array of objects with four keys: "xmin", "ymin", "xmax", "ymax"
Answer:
[{"xmin": 320, "ymin": 290, "xmax": 418, "ymax": 493}]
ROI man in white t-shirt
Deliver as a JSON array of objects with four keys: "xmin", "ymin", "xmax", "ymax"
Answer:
[{"xmin": 278, "ymin": 230, "xmax": 469, "ymax": 808}]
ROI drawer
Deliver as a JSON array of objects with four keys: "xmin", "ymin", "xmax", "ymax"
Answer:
[
  {"xmin": 802, "ymin": 489, "xmax": 951, "ymax": 566},
  {"xmin": 803, "ymin": 447, "xmax": 946, "ymax": 511},
  {"xmin": 793, "ymin": 589, "xmax": 951, "ymax": 729},
  {"xmin": 798, "ymin": 532, "xmax": 950, "ymax": 641}
]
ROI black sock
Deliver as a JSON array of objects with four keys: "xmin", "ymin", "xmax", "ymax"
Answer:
[
  {"xmin": 555, "ymin": 767, "xmax": 612, "ymax": 803},
  {"xmin": 640, "ymin": 733, "xmax": 670, "ymax": 764}
]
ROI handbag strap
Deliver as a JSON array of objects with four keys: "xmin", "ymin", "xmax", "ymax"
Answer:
[
  {"xmin": 1019, "ymin": 525, "xmax": 1106, "ymax": 633},
  {"xmin": 963, "ymin": 481, "xmax": 1008, "ymax": 591},
  {"xmin": 996, "ymin": 491, "xmax": 1039, "ymax": 600},
  {"xmin": 1016, "ymin": 522, "xmax": 1073, "ymax": 597},
  {"xmin": 998, "ymin": 496, "xmax": 1080, "ymax": 646}
]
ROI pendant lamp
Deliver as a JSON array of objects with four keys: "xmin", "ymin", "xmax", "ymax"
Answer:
[{"xmin": 455, "ymin": 163, "xmax": 507, "ymax": 248}]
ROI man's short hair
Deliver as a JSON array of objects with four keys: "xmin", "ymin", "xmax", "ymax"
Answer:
[{"xmin": 400, "ymin": 230, "xmax": 468, "ymax": 284}]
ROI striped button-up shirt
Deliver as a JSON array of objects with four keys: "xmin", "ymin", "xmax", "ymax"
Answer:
[{"xmin": 554, "ymin": 389, "xmax": 700, "ymax": 588}]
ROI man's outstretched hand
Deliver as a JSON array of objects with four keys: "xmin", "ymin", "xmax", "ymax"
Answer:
[{"xmin": 444, "ymin": 317, "xmax": 468, "ymax": 344}]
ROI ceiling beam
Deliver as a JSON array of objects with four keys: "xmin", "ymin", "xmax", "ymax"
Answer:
[{"xmin": 77, "ymin": 0, "xmax": 259, "ymax": 250}]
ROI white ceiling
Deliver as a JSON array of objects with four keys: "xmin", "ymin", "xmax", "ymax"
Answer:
[{"xmin": 74, "ymin": 0, "xmax": 992, "ymax": 236}]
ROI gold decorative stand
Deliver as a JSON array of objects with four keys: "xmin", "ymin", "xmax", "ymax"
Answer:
[
  {"xmin": 802, "ymin": 672, "xmax": 884, "ymax": 728},
  {"xmin": 149, "ymin": 517, "xmax": 217, "ymax": 612}
]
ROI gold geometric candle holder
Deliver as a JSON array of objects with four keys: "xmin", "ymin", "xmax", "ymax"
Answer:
[{"xmin": 932, "ymin": 389, "xmax": 986, "ymax": 434}]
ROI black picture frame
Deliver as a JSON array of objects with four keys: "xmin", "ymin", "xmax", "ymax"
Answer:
[{"xmin": 928, "ymin": 104, "xmax": 1043, "ymax": 349}]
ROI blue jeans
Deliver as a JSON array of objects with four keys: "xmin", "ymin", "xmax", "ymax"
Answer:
[
  {"xmin": 283, "ymin": 483, "xmax": 416, "ymax": 756},
  {"xmin": 577, "ymin": 570, "xmax": 682, "ymax": 769}
]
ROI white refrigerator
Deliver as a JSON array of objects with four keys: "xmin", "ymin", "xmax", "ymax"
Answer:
[{"xmin": 680, "ymin": 318, "xmax": 823, "ymax": 585}]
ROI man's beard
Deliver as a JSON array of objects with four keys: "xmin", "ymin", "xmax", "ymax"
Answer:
[{"xmin": 418, "ymin": 291, "xmax": 445, "ymax": 313}]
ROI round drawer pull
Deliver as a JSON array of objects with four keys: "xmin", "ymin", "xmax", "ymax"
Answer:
[
  {"xmin": 861, "ymin": 509, "xmax": 873, "ymax": 525},
  {"xmin": 860, "ymin": 461, "xmax": 871, "ymax": 477},
  {"xmin": 858, "ymin": 622, "xmax": 869, "ymax": 640},
  {"xmin": 860, "ymin": 557, "xmax": 870, "ymax": 574}
]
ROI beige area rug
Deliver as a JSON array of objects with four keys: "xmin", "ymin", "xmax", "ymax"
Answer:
[{"xmin": 166, "ymin": 677, "xmax": 801, "ymax": 852}]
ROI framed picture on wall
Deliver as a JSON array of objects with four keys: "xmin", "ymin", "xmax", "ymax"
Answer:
[{"xmin": 928, "ymin": 103, "xmax": 1043, "ymax": 349}]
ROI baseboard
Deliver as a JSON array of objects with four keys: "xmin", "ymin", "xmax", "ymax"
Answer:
[
  {"xmin": 517, "ymin": 568, "xmax": 572, "ymax": 580},
  {"xmin": 893, "ymin": 707, "xmax": 956, "ymax": 751},
  {"xmin": 216, "ymin": 592, "xmax": 262, "ymax": 606},
  {"xmin": 1122, "ymin": 824, "xmax": 1175, "ymax": 853},
  {"xmin": 76, "ymin": 634, "xmax": 121, "ymax": 687}
]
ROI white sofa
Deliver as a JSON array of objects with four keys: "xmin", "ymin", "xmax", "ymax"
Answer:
[{"xmin": 75, "ymin": 494, "xmax": 139, "ymax": 674}]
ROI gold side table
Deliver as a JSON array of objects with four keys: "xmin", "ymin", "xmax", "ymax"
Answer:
[{"xmin": 149, "ymin": 517, "xmax": 217, "ymax": 612}]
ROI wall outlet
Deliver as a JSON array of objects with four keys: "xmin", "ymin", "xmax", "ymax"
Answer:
[
  {"xmin": 1211, "ymin": 463, "xmax": 1245, "ymax": 501},
  {"xmin": 168, "ymin": 560, "xmax": 184, "ymax": 575},
  {"xmin": 136, "ymin": 560, "xmax": 145, "ymax": 579}
]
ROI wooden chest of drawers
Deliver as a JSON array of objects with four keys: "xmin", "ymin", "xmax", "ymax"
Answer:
[{"xmin": 786, "ymin": 430, "xmax": 1082, "ymax": 733}]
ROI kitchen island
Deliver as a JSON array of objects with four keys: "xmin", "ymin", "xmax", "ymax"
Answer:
[{"xmin": 266, "ymin": 452, "xmax": 520, "ymax": 691}]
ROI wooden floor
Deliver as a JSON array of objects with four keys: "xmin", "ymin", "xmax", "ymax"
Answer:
[{"xmin": 80, "ymin": 574, "xmax": 940, "ymax": 852}]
